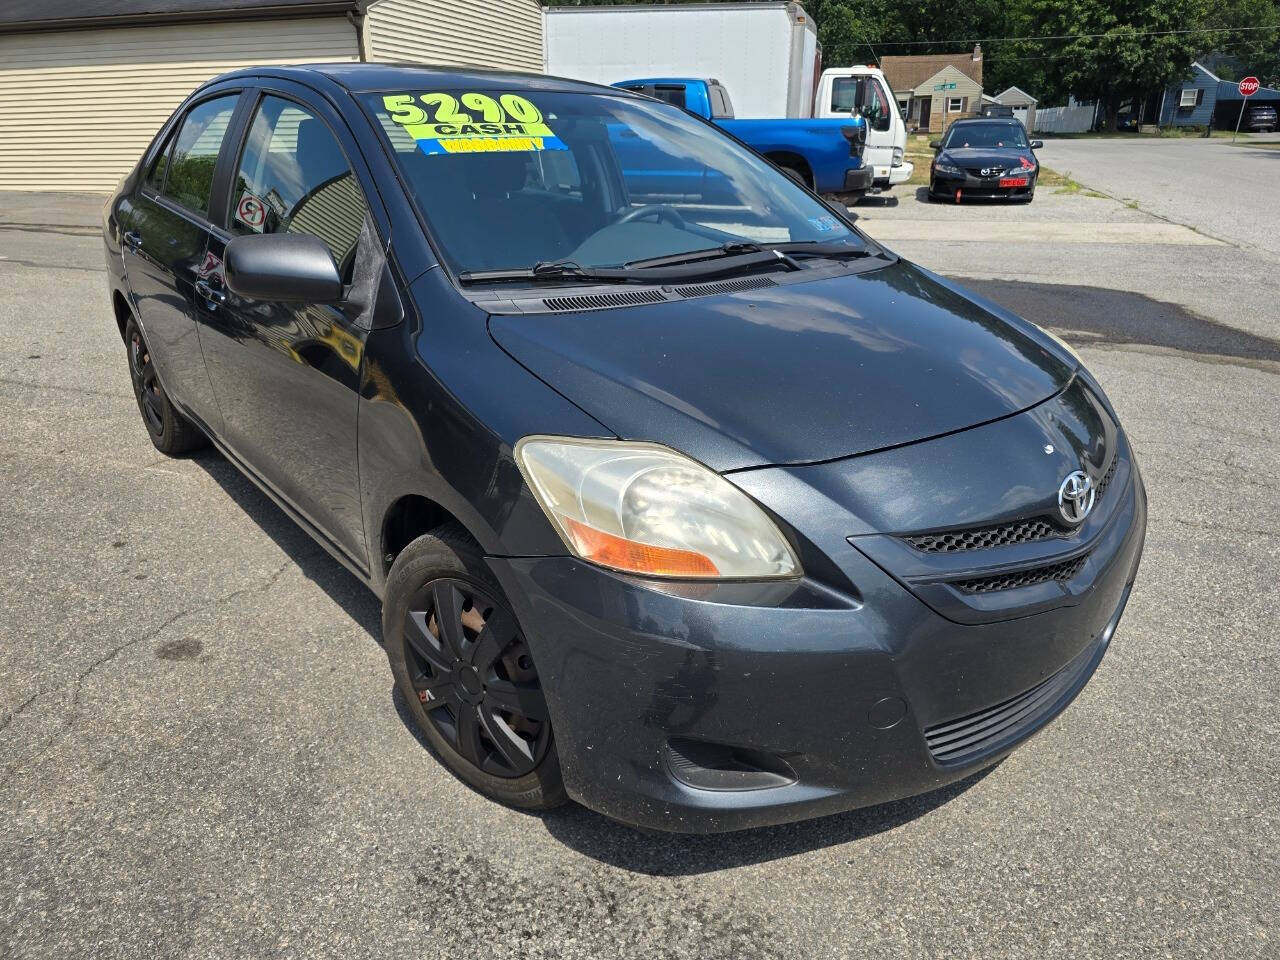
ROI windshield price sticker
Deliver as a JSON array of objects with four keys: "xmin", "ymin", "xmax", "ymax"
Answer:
[{"xmin": 383, "ymin": 92, "xmax": 568, "ymax": 155}]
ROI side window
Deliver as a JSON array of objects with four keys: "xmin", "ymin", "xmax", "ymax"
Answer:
[
  {"xmin": 831, "ymin": 77, "xmax": 858, "ymax": 113},
  {"xmin": 145, "ymin": 130, "xmax": 175, "ymax": 191},
  {"xmin": 162, "ymin": 96, "xmax": 238, "ymax": 215},
  {"xmin": 230, "ymin": 95, "xmax": 370, "ymax": 276}
]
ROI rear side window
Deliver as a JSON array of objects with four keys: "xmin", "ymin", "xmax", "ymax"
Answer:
[
  {"xmin": 651, "ymin": 85, "xmax": 688, "ymax": 110},
  {"xmin": 162, "ymin": 96, "xmax": 238, "ymax": 215},
  {"xmin": 230, "ymin": 95, "xmax": 369, "ymax": 275}
]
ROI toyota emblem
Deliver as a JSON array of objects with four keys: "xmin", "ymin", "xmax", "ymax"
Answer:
[{"xmin": 1058, "ymin": 471, "xmax": 1096, "ymax": 524}]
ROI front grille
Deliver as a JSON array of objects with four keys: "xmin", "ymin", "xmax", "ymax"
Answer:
[
  {"xmin": 1094, "ymin": 453, "xmax": 1119, "ymax": 501},
  {"xmin": 924, "ymin": 652, "xmax": 1085, "ymax": 765},
  {"xmin": 905, "ymin": 517, "xmax": 1064, "ymax": 553},
  {"xmin": 965, "ymin": 166, "xmax": 1004, "ymax": 178},
  {"xmin": 951, "ymin": 554, "xmax": 1087, "ymax": 594},
  {"xmin": 902, "ymin": 454, "xmax": 1121, "ymax": 555}
]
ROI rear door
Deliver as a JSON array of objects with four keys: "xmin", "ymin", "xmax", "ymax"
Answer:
[
  {"xmin": 119, "ymin": 92, "xmax": 243, "ymax": 432},
  {"xmin": 195, "ymin": 86, "xmax": 380, "ymax": 567}
]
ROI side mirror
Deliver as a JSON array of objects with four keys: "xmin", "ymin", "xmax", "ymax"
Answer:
[
  {"xmin": 929, "ymin": 140, "xmax": 942, "ymax": 150},
  {"xmin": 224, "ymin": 233, "xmax": 343, "ymax": 303},
  {"xmin": 1030, "ymin": 139, "xmax": 1043, "ymax": 150}
]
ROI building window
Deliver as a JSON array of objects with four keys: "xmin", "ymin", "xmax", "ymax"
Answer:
[{"xmin": 947, "ymin": 97, "xmax": 964, "ymax": 113}]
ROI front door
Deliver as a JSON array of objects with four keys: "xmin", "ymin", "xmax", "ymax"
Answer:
[
  {"xmin": 120, "ymin": 93, "xmax": 240, "ymax": 432},
  {"xmin": 918, "ymin": 96, "xmax": 933, "ymax": 131},
  {"xmin": 196, "ymin": 92, "xmax": 373, "ymax": 566}
]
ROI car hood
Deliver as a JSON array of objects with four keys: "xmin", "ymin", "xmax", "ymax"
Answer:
[
  {"xmin": 488, "ymin": 261, "xmax": 1074, "ymax": 472},
  {"xmin": 939, "ymin": 147, "xmax": 1037, "ymax": 170}
]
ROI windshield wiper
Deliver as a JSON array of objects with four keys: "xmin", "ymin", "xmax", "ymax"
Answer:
[
  {"xmin": 457, "ymin": 260, "xmax": 645, "ymax": 285},
  {"xmin": 765, "ymin": 241, "xmax": 876, "ymax": 260}
]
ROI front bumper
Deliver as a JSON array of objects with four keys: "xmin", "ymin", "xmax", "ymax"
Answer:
[
  {"xmin": 490, "ymin": 461, "xmax": 1146, "ymax": 833},
  {"xmin": 931, "ymin": 167, "xmax": 1036, "ymax": 199}
]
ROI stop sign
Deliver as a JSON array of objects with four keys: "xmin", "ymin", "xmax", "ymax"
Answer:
[{"xmin": 1239, "ymin": 76, "xmax": 1260, "ymax": 97}]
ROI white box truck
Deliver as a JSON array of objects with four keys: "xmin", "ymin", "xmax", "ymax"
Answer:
[{"xmin": 544, "ymin": 1, "xmax": 821, "ymax": 119}]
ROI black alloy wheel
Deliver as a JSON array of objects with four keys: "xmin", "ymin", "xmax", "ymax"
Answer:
[
  {"xmin": 383, "ymin": 523, "xmax": 565, "ymax": 809},
  {"xmin": 122, "ymin": 317, "xmax": 206, "ymax": 455},
  {"xmin": 129, "ymin": 326, "xmax": 165, "ymax": 437},
  {"xmin": 403, "ymin": 576, "xmax": 551, "ymax": 778}
]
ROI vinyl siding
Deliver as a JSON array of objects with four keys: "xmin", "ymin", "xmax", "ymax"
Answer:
[
  {"xmin": 365, "ymin": 0, "xmax": 543, "ymax": 72},
  {"xmin": 0, "ymin": 18, "xmax": 358, "ymax": 192},
  {"xmin": 1160, "ymin": 64, "xmax": 1218, "ymax": 127}
]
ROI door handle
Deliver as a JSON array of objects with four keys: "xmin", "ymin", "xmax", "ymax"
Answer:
[
  {"xmin": 122, "ymin": 230, "xmax": 142, "ymax": 249},
  {"xmin": 195, "ymin": 278, "xmax": 226, "ymax": 305}
]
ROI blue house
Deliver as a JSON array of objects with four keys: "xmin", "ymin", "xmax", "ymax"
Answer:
[{"xmin": 1160, "ymin": 61, "xmax": 1280, "ymax": 129}]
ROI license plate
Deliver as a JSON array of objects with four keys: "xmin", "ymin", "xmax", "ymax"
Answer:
[{"xmin": 999, "ymin": 177, "xmax": 1029, "ymax": 187}]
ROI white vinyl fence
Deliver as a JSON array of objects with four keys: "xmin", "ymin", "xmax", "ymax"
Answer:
[{"xmin": 1034, "ymin": 101, "xmax": 1097, "ymax": 134}]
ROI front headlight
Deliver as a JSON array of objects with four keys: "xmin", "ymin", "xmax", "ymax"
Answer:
[
  {"xmin": 515, "ymin": 437, "xmax": 801, "ymax": 580},
  {"xmin": 934, "ymin": 160, "xmax": 964, "ymax": 176}
]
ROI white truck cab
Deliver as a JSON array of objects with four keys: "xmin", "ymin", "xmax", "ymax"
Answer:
[{"xmin": 814, "ymin": 66, "xmax": 911, "ymax": 194}]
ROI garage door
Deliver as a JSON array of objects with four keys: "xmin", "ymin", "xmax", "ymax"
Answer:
[
  {"xmin": 1012, "ymin": 106, "xmax": 1029, "ymax": 126},
  {"xmin": 0, "ymin": 18, "xmax": 358, "ymax": 192}
]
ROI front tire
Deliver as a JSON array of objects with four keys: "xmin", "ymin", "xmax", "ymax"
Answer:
[
  {"xmin": 123, "ymin": 316, "xmax": 206, "ymax": 455},
  {"xmin": 383, "ymin": 523, "xmax": 567, "ymax": 811}
]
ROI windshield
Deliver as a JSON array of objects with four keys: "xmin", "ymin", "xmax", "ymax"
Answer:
[
  {"xmin": 361, "ymin": 89, "xmax": 865, "ymax": 277},
  {"xmin": 942, "ymin": 122, "xmax": 1029, "ymax": 150}
]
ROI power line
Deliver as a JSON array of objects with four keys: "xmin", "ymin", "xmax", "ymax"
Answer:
[{"xmin": 867, "ymin": 24, "xmax": 1280, "ymax": 47}]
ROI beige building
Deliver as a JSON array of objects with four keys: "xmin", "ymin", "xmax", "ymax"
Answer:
[
  {"xmin": 880, "ymin": 47, "xmax": 984, "ymax": 136},
  {"xmin": 0, "ymin": 0, "xmax": 545, "ymax": 192}
]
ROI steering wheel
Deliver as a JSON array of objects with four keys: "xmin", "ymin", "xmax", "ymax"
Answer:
[{"xmin": 614, "ymin": 204, "xmax": 687, "ymax": 228}]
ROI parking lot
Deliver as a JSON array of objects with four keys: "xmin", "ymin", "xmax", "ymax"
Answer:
[{"xmin": 1, "ymin": 137, "xmax": 1277, "ymax": 958}]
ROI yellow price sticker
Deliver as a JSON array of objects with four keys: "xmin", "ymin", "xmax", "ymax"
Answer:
[{"xmin": 383, "ymin": 92, "xmax": 566, "ymax": 154}]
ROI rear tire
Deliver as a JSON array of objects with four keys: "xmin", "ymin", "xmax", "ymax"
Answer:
[
  {"xmin": 123, "ymin": 316, "xmax": 206, "ymax": 455},
  {"xmin": 383, "ymin": 523, "xmax": 567, "ymax": 811}
]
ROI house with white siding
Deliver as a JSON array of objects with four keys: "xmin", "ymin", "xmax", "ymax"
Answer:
[{"xmin": 0, "ymin": 0, "xmax": 546, "ymax": 192}]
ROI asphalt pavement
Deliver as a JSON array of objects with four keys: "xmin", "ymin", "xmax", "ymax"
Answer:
[
  {"xmin": 1034, "ymin": 135, "xmax": 1280, "ymax": 262},
  {"xmin": 1, "ymin": 168, "xmax": 1277, "ymax": 959}
]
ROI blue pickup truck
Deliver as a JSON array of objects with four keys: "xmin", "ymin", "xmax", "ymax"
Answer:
[{"xmin": 613, "ymin": 77, "xmax": 871, "ymax": 203}]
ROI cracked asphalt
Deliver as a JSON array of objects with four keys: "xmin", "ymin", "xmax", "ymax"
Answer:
[{"xmin": 1, "ymin": 171, "xmax": 1277, "ymax": 959}]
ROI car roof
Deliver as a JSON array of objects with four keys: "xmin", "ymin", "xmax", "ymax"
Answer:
[
  {"xmin": 208, "ymin": 62, "xmax": 634, "ymax": 98},
  {"xmin": 948, "ymin": 117, "xmax": 1022, "ymax": 127}
]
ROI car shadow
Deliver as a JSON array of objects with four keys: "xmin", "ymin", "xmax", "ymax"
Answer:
[
  {"xmin": 190, "ymin": 449, "xmax": 383, "ymax": 640},
  {"xmin": 537, "ymin": 766, "xmax": 997, "ymax": 876},
  {"xmin": 388, "ymin": 682, "xmax": 997, "ymax": 876},
  {"xmin": 193, "ymin": 447, "xmax": 998, "ymax": 876}
]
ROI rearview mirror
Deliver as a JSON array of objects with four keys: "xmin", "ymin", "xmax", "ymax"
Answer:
[
  {"xmin": 224, "ymin": 233, "xmax": 343, "ymax": 303},
  {"xmin": 929, "ymin": 140, "xmax": 942, "ymax": 150},
  {"xmin": 1030, "ymin": 139, "xmax": 1043, "ymax": 150}
]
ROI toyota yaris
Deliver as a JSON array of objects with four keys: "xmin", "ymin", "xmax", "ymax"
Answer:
[{"xmin": 104, "ymin": 65, "xmax": 1145, "ymax": 833}]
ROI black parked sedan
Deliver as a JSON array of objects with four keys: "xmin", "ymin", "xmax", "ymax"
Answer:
[
  {"xmin": 104, "ymin": 64, "xmax": 1144, "ymax": 833},
  {"xmin": 929, "ymin": 118, "xmax": 1042, "ymax": 203}
]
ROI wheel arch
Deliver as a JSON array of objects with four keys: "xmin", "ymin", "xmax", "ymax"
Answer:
[
  {"xmin": 765, "ymin": 151, "xmax": 814, "ymax": 189},
  {"xmin": 379, "ymin": 493, "xmax": 466, "ymax": 579},
  {"xmin": 112, "ymin": 289, "xmax": 133, "ymax": 341}
]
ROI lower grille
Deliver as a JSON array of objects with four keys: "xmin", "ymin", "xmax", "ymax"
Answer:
[
  {"xmin": 951, "ymin": 554, "xmax": 1087, "ymax": 594},
  {"xmin": 925, "ymin": 653, "xmax": 1082, "ymax": 764}
]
